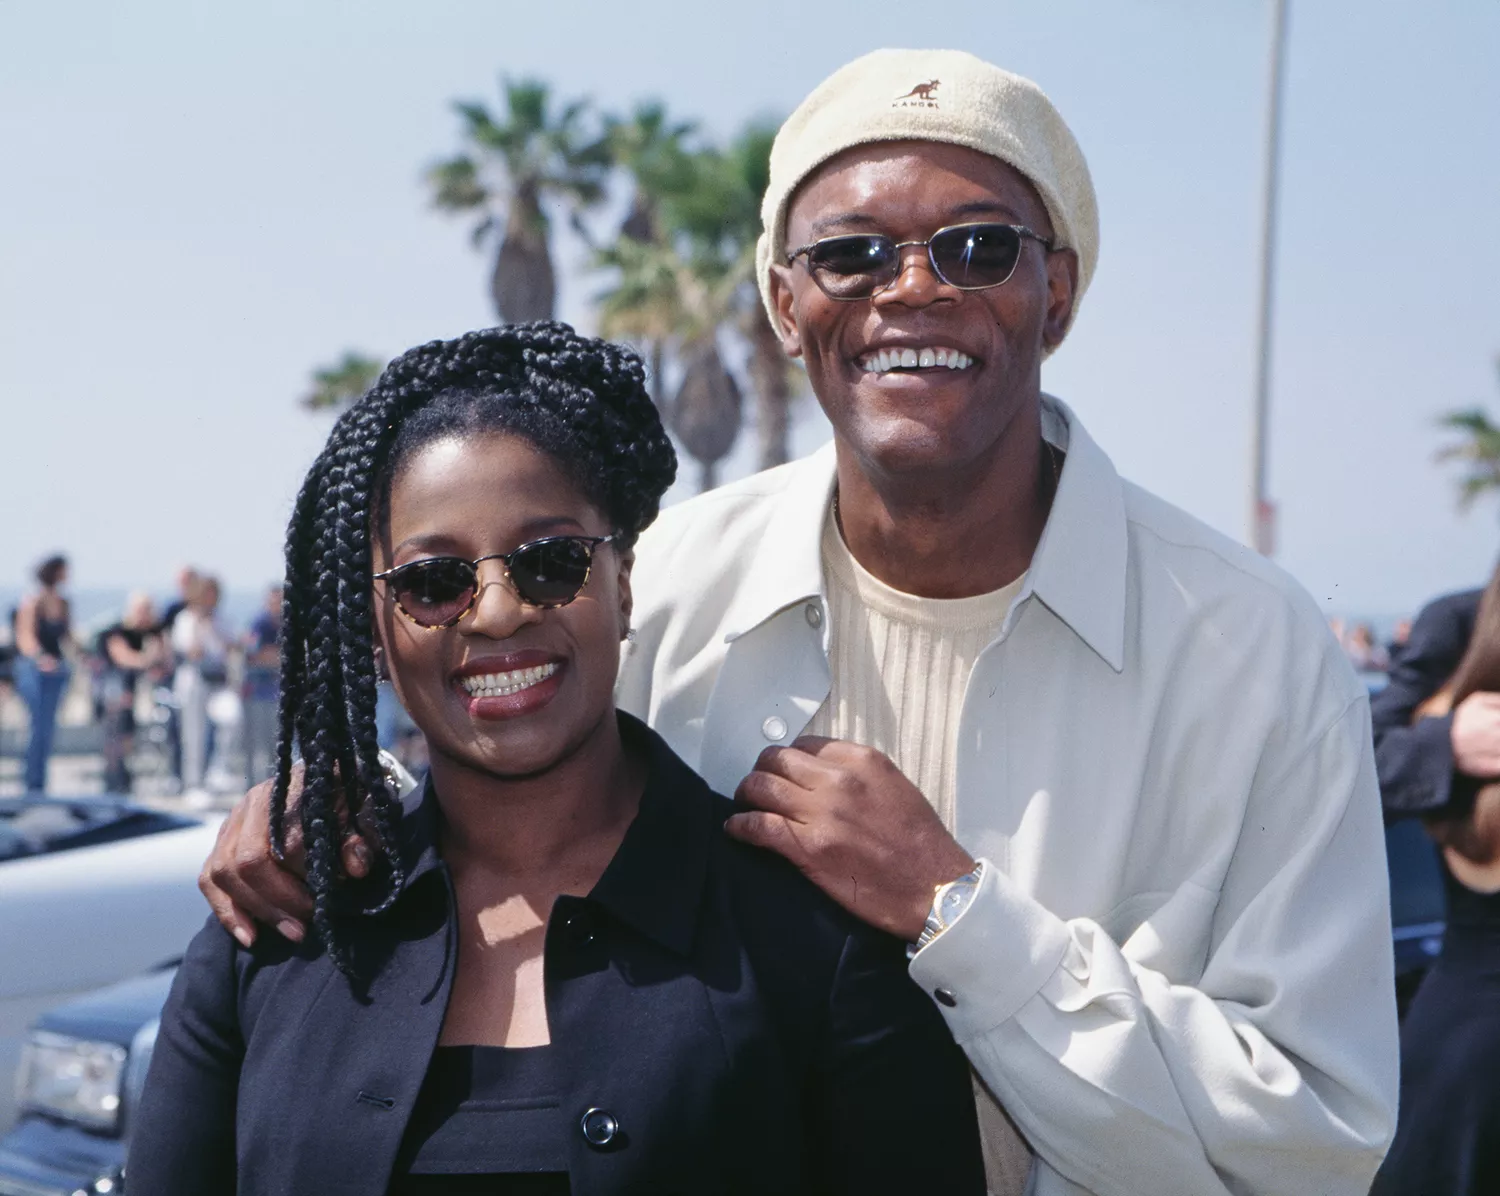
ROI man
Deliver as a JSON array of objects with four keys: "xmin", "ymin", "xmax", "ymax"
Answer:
[{"xmin": 202, "ymin": 50, "xmax": 1396, "ymax": 1195}]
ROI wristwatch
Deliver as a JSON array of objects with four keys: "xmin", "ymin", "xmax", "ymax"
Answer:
[{"xmin": 911, "ymin": 862, "xmax": 985, "ymax": 956}]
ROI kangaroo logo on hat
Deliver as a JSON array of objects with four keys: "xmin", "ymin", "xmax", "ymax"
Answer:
[{"xmin": 893, "ymin": 78, "xmax": 940, "ymax": 108}]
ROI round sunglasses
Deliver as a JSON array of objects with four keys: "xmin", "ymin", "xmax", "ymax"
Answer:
[
  {"xmin": 785, "ymin": 222, "xmax": 1054, "ymax": 301},
  {"xmin": 373, "ymin": 534, "xmax": 618, "ymax": 629}
]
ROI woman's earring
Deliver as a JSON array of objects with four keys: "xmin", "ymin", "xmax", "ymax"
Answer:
[
  {"xmin": 374, "ymin": 645, "xmax": 390, "ymax": 681},
  {"xmin": 623, "ymin": 627, "xmax": 637, "ymax": 643}
]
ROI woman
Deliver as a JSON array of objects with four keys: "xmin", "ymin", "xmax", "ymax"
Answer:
[
  {"xmin": 12, "ymin": 554, "xmax": 72, "ymax": 793},
  {"xmin": 98, "ymin": 592, "xmax": 166, "ymax": 793},
  {"xmin": 170, "ymin": 573, "xmax": 230, "ymax": 796},
  {"xmin": 1374, "ymin": 562, "xmax": 1500, "ymax": 1194},
  {"xmin": 129, "ymin": 323, "xmax": 985, "ymax": 1194}
]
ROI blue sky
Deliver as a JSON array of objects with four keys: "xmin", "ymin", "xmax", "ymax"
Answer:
[{"xmin": 2, "ymin": 0, "xmax": 1498, "ymax": 618}]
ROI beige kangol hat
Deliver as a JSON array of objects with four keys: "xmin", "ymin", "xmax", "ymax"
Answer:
[{"xmin": 756, "ymin": 48, "xmax": 1100, "ymax": 336}]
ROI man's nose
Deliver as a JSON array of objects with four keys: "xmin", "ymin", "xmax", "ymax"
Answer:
[
  {"xmin": 459, "ymin": 562, "xmax": 542, "ymax": 638},
  {"xmin": 875, "ymin": 244, "xmax": 952, "ymax": 307}
]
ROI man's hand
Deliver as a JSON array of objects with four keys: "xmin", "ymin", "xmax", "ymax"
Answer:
[
  {"xmin": 198, "ymin": 764, "xmax": 373, "ymax": 948},
  {"xmin": 726, "ymin": 737, "xmax": 975, "ymax": 942},
  {"xmin": 1452, "ymin": 692, "xmax": 1500, "ymax": 777}
]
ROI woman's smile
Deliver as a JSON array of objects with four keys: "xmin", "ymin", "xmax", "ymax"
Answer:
[{"xmin": 452, "ymin": 651, "xmax": 566, "ymax": 719}]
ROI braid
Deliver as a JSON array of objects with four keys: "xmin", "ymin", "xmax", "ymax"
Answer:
[{"xmin": 274, "ymin": 321, "xmax": 675, "ymax": 973}]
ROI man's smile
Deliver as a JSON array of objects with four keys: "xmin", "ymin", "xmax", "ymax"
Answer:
[{"xmin": 858, "ymin": 345, "xmax": 975, "ymax": 374}]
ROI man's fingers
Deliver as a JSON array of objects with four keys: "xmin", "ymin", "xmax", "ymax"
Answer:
[
  {"xmin": 342, "ymin": 834, "xmax": 374, "ymax": 879},
  {"xmin": 200, "ymin": 807, "xmax": 256, "ymax": 948},
  {"xmin": 724, "ymin": 810, "xmax": 807, "ymax": 866},
  {"xmin": 734, "ymin": 766, "xmax": 817, "ymax": 817},
  {"xmin": 212, "ymin": 856, "xmax": 313, "ymax": 941}
]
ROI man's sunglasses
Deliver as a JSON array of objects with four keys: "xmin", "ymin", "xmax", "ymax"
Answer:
[
  {"xmin": 373, "ymin": 534, "xmax": 618, "ymax": 629},
  {"xmin": 785, "ymin": 222, "xmax": 1054, "ymax": 301}
]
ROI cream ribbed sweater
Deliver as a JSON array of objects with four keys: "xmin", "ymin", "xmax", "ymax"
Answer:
[
  {"xmin": 806, "ymin": 512, "xmax": 1033, "ymax": 1195},
  {"xmin": 806, "ymin": 512, "xmax": 1023, "ymax": 831}
]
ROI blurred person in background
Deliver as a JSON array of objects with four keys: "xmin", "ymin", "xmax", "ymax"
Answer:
[
  {"xmin": 12, "ymin": 553, "xmax": 73, "ymax": 794},
  {"xmin": 159, "ymin": 565, "xmax": 200, "ymax": 634},
  {"xmin": 158, "ymin": 565, "xmax": 201, "ymax": 784},
  {"xmin": 241, "ymin": 584, "xmax": 282, "ymax": 786},
  {"xmin": 1345, "ymin": 622, "xmax": 1389, "ymax": 673},
  {"xmin": 1372, "ymin": 565, "xmax": 1500, "ymax": 1194},
  {"xmin": 98, "ymin": 592, "xmax": 166, "ymax": 793},
  {"xmin": 172, "ymin": 574, "xmax": 229, "ymax": 799}
]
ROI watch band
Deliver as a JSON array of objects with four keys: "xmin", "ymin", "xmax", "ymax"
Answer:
[{"xmin": 911, "ymin": 861, "xmax": 985, "ymax": 956}]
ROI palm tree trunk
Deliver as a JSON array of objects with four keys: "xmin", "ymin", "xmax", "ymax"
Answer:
[
  {"xmin": 492, "ymin": 189, "xmax": 555, "ymax": 323},
  {"xmin": 747, "ymin": 314, "xmax": 791, "ymax": 471},
  {"xmin": 699, "ymin": 460, "xmax": 718, "ymax": 492},
  {"xmin": 649, "ymin": 340, "xmax": 669, "ymax": 424}
]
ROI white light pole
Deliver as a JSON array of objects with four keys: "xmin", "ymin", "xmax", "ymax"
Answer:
[{"xmin": 1249, "ymin": 0, "xmax": 1289, "ymax": 555}]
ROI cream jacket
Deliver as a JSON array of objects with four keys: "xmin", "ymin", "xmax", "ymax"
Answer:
[{"xmin": 618, "ymin": 398, "xmax": 1398, "ymax": 1196}]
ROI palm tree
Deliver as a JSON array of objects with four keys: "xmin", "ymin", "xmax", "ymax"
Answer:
[
  {"xmin": 637, "ymin": 120, "xmax": 799, "ymax": 474},
  {"xmin": 597, "ymin": 116, "xmax": 798, "ymax": 490},
  {"xmin": 301, "ymin": 351, "xmax": 384, "ymax": 411},
  {"xmin": 601, "ymin": 102, "xmax": 697, "ymax": 407},
  {"xmin": 606, "ymin": 101, "xmax": 696, "ymax": 248},
  {"xmin": 1437, "ymin": 362, "xmax": 1500, "ymax": 509},
  {"xmin": 721, "ymin": 123, "xmax": 798, "ymax": 473},
  {"xmin": 428, "ymin": 79, "xmax": 611, "ymax": 324}
]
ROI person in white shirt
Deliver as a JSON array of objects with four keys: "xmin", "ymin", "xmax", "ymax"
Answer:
[{"xmin": 201, "ymin": 48, "xmax": 1397, "ymax": 1195}]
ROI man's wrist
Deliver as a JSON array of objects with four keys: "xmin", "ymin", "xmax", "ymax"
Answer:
[{"xmin": 909, "ymin": 860, "xmax": 986, "ymax": 957}]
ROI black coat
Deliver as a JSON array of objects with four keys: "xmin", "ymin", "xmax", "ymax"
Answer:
[
  {"xmin": 128, "ymin": 715, "xmax": 986, "ymax": 1195},
  {"xmin": 1370, "ymin": 587, "xmax": 1483, "ymax": 820}
]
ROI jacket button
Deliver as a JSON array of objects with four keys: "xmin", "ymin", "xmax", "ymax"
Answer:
[
  {"xmin": 806, "ymin": 603, "xmax": 823, "ymax": 628},
  {"xmin": 934, "ymin": 988, "xmax": 958, "ymax": 1007},
  {"xmin": 580, "ymin": 1107, "xmax": 620, "ymax": 1148},
  {"xmin": 762, "ymin": 715, "xmax": 788, "ymax": 741}
]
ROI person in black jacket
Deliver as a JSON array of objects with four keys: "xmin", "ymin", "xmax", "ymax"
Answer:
[
  {"xmin": 1371, "ymin": 585, "xmax": 1492, "ymax": 819},
  {"xmin": 128, "ymin": 323, "xmax": 985, "ymax": 1195},
  {"xmin": 1371, "ymin": 568, "xmax": 1500, "ymax": 1195}
]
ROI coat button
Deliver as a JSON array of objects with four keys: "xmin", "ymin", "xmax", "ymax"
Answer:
[
  {"xmin": 762, "ymin": 715, "xmax": 788, "ymax": 741},
  {"xmin": 580, "ymin": 1107, "xmax": 620, "ymax": 1148},
  {"xmin": 805, "ymin": 603, "xmax": 823, "ymax": 627},
  {"xmin": 934, "ymin": 988, "xmax": 958, "ymax": 1007}
]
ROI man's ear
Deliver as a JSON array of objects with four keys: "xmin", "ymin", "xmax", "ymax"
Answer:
[
  {"xmin": 766, "ymin": 264, "xmax": 803, "ymax": 359},
  {"xmin": 1042, "ymin": 247, "xmax": 1080, "ymax": 351}
]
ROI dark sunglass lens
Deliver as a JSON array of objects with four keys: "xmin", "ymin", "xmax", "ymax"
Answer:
[
  {"xmin": 395, "ymin": 559, "xmax": 476, "ymax": 625},
  {"xmin": 807, "ymin": 236, "xmax": 897, "ymax": 297},
  {"xmin": 930, "ymin": 224, "xmax": 1022, "ymax": 288},
  {"xmin": 508, "ymin": 539, "xmax": 595, "ymax": 606}
]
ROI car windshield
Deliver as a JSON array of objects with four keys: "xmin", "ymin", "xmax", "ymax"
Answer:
[{"xmin": 0, "ymin": 798, "xmax": 198, "ymax": 864}]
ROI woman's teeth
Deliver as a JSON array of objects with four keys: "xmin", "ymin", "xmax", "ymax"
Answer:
[
  {"xmin": 460, "ymin": 663, "xmax": 559, "ymax": 698},
  {"xmin": 860, "ymin": 347, "xmax": 973, "ymax": 374}
]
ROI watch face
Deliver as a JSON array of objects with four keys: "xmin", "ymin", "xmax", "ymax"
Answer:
[{"xmin": 939, "ymin": 884, "xmax": 970, "ymax": 923}]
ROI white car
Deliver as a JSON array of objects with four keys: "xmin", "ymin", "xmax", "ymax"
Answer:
[{"xmin": 0, "ymin": 798, "xmax": 222, "ymax": 1135}]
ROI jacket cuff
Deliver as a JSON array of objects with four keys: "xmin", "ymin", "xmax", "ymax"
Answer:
[
  {"xmin": 907, "ymin": 858, "xmax": 1070, "ymax": 1039},
  {"xmin": 1391, "ymin": 713, "xmax": 1458, "ymax": 819}
]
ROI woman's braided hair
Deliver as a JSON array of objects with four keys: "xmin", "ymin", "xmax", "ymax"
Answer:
[{"xmin": 273, "ymin": 321, "xmax": 676, "ymax": 970}]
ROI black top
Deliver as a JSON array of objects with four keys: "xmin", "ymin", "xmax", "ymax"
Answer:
[
  {"xmin": 100, "ymin": 624, "xmax": 152, "ymax": 689},
  {"xmin": 128, "ymin": 714, "xmax": 986, "ymax": 1196},
  {"xmin": 34, "ymin": 608, "xmax": 68, "ymax": 658},
  {"xmin": 1371, "ymin": 587, "xmax": 1483, "ymax": 820},
  {"xmin": 389, "ymin": 1045, "xmax": 569, "ymax": 1195}
]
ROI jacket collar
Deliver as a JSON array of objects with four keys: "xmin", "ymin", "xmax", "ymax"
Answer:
[
  {"xmin": 386, "ymin": 712, "xmax": 717, "ymax": 958},
  {"xmin": 720, "ymin": 395, "xmax": 1128, "ymax": 672}
]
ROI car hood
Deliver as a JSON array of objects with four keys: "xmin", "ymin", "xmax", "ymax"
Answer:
[{"xmin": 35, "ymin": 968, "xmax": 176, "ymax": 1047}]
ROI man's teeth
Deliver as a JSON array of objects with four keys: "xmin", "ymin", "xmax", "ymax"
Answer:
[
  {"xmin": 860, "ymin": 347, "xmax": 973, "ymax": 373},
  {"xmin": 460, "ymin": 663, "xmax": 560, "ymax": 698}
]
